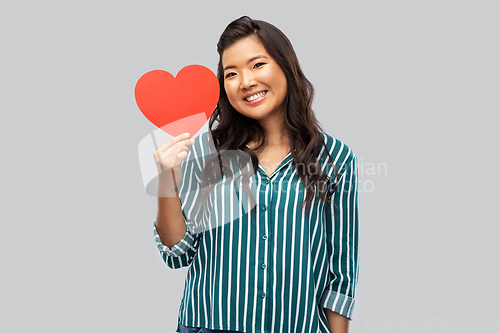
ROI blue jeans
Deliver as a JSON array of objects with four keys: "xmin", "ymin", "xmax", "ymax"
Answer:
[{"xmin": 178, "ymin": 323, "xmax": 242, "ymax": 333}]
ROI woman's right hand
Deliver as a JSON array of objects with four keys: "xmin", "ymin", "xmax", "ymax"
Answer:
[{"xmin": 153, "ymin": 132, "xmax": 195, "ymax": 193}]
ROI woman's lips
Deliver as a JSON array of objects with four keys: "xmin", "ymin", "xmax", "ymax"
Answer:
[{"xmin": 243, "ymin": 91, "xmax": 268, "ymax": 105}]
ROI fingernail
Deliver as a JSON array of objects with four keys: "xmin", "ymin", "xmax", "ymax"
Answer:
[{"xmin": 184, "ymin": 133, "xmax": 190, "ymax": 137}]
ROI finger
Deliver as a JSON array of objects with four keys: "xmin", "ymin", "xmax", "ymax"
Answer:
[
  {"xmin": 162, "ymin": 139, "xmax": 195, "ymax": 161},
  {"xmin": 170, "ymin": 144, "xmax": 190, "ymax": 160},
  {"xmin": 158, "ymin": 133, "xmax": 194, "ymax": 152},
  {"xmin": 158, "ymin": 134, "xmax": 186, "ymax": 152},
  {"xmin": 163, "ymin": 139, "xmax": 189, "ymax": 159},
  {"xmin": 177, "ymin": 151, "xmax": 188, "ymax": 159},
  {"xmin": 156, "ymin": 144, "xmax": 190, "ymax": 171},
  {"xmin": 153, "ymin": 149, "xmax": 162, "ymax": 162},
  {"xmin": 154, "ymin": 134, "xmax": 194, "ymax": 169}
]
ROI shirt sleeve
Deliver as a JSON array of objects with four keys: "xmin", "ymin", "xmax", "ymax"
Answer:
[
  {"xmin": 319, "ymin": 153, "xmax": 359, "ymax": 320},
  {"xmin": 153, "ymin": 218, "xmax": 201, "ymax": 269}
]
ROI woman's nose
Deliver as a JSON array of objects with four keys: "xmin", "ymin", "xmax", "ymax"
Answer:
[{"xmin": 240, "ymin": 72, "xmax": 257, "ymax": 89}]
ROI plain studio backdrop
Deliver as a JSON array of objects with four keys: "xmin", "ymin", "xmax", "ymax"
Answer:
[{"xmin": 1, "ymin": 1, "xmax": 498, "ymax": 332}]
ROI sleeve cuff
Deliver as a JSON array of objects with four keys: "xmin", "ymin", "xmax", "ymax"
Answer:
[
  {"xmin": 153, "ymin": 219, "xmax": 197, "ymax": 258},
  {"xmin": 319, "ymin": 289, "xmax": 356, "ymax": 320}
]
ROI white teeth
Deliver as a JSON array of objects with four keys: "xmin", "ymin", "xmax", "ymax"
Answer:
[{"xmin": 245, "ymin": 91, "xmax": 266, "ymax": 102}]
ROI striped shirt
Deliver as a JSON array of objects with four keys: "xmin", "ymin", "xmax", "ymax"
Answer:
[{"xmin": 153, "ymin": 131, "xmax": 359, "ymax": 333}]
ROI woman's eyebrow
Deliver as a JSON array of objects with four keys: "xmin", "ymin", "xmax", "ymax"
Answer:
[{"xmin": 223, "ymin": 55, "xmax": 268, "ymax": 71}]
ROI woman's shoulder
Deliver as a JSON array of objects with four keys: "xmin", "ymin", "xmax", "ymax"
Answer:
[{"xmin": 318, "ymin": 132, "xmax": 356, "ymax": 174}]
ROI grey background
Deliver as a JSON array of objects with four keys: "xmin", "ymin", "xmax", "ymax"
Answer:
[{"xmin": 2, "ymin": 0, "xmax": 499, "ymax": 332}]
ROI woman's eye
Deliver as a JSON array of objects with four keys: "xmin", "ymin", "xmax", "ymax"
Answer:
[
  {"xmin": 253, "ymin": 62, "xmax": 265, "ymax": 69},
  {"xmin": 225, "ymin": 72, "xmax": 236, "ymax": 79}
]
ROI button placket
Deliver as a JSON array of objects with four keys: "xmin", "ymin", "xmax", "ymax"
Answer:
[{"xmin": 259, "ymin": 176, "xmax": 272, "ymax": 304}]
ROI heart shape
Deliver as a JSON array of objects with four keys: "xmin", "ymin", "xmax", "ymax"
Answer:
[{"xmin": 135, "ymin": 65, "xmax": 219, "ymax": 137}]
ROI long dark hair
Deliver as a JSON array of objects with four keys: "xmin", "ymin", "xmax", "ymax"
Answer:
[{"xmin": 193, "ymin": 16, "xmax": 338, "ymax": 221}]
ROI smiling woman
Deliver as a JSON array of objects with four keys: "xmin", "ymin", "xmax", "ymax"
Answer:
[
  {"xmin": 152, "ymin": 16, "xmax": 360, "ymax": 333},
  {"xmin": 222, "ymin": 35, "xmax": 287, "ymax": 124}
]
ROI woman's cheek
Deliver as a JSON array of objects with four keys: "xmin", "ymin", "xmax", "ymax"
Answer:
[
  {"xmin": 224, "ymin": 81, "xmax": 234, "ymax": 96},
  {"xmin": 226, "ymin": 82, "xmax": 240, "ymax": 102}
]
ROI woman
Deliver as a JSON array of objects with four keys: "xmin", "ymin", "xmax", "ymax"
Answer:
[{"xmin": 153, "ymin": 16, "xmax": 359, "ymax": 333}]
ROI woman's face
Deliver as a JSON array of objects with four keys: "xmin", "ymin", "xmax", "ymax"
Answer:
[{"xmin": 222, "ymin": 35, "xmax": 287, "ymax": 123}]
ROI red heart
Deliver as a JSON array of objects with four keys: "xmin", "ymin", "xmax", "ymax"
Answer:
[{"xmin": 135, "ymin": 65, "xmax": 219, "ymax": 137}]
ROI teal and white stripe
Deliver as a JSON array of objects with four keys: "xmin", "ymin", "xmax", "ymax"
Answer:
[{"xmin": 153, "ymin": 131, "xmax": 359, "ymax": 333}]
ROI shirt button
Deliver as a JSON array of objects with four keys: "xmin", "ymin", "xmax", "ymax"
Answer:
[
  {"xmin": 261, "ymin": 263, "xmax": 266, "ymax": 269},
  {"xmin": 262, "ymin": 234, "xmax": 267, "ymax": 240},
  {"xmin": 262, "ymin": 205, "xmax": 267, "ymax": 211},
  {"xmin": 261, "ymin": 292, "xmax": 266, "ymax": 298}
]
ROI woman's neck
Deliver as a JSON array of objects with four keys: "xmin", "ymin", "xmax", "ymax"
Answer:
[
  {"xmin": 249, "ymin": 130, "xmax": 289, "ymax": 151},
  {"xmin": 256, "ymin": 108, "xmax": 288, "ymax": 144}
]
